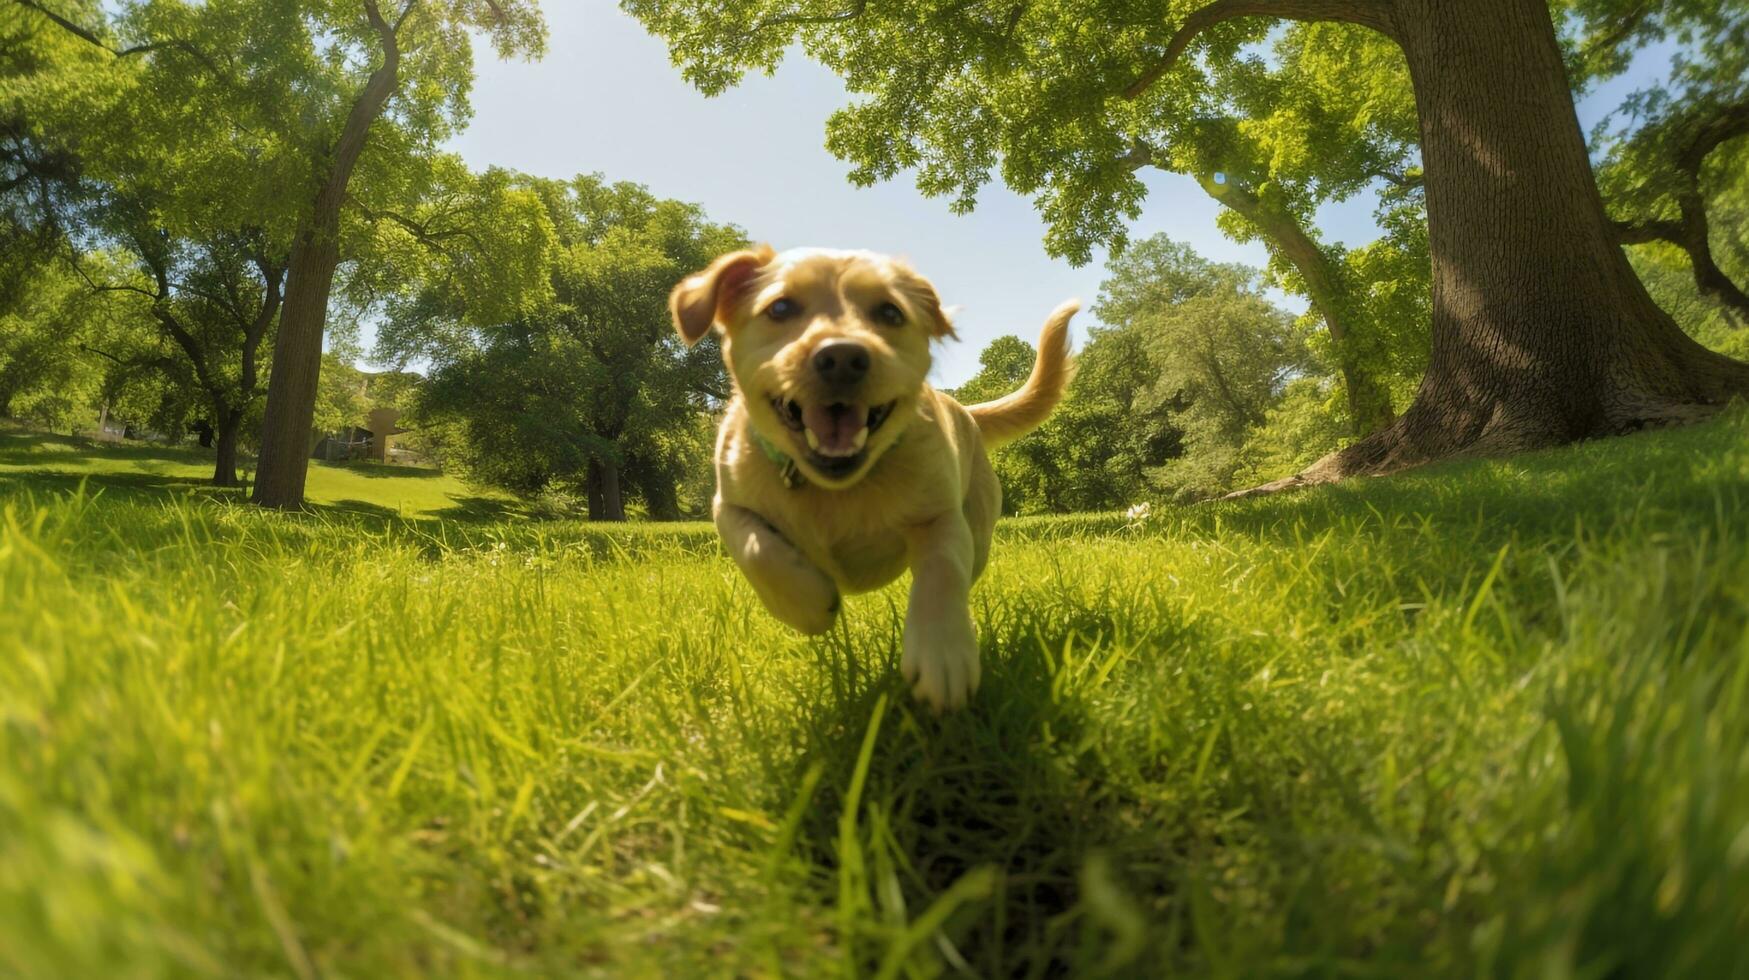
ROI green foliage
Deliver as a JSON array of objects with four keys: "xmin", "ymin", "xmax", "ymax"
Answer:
[
  {"xmin": 313, "ymin": 354, "xmax": 371, "ymax": 439},
  {"xmin": 0, "ymin": 263, "xmax": 105, "ymax": 428},
  {"xmin": 957, "ymin": 328, "xmax": 1175, "ymax": 514},
  {"xmin": 1140, "ymin": 290, "xmax": 1310, "ymax": 499},
  {"xmin": 1631, "ymin": 240, "xmax": 1749, "ymax": 359},
  {"xmin": 956, "ymin": 235, "xmax": 1318, "ymax": 510},
  {"xmin": 6, "ymin": 410, "xmax": 1749, "ymax": 974},
  {"xmin": 626, "ymin": 0, "xmax": 1413, "ymax": 265},
  {"xmin": 378, "ymin": 173, "xmax": 744, "ymax": 517},
  {"xmin": 1231, "ymin": 375, "xmax": 1353, "ymax": 486}
]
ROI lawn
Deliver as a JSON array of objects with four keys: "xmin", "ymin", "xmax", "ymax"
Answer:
[
  {"xmin": 2, "ymin": 414, "xmax": 1748, "ymax": 977},
  {"xmin": 0, "ymin": 425, "xmax": 517, "ymax": 521}
]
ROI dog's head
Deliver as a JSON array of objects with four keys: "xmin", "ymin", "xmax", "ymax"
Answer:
[{"xmin": 671, "ymin": 245, "xmax": 954, "ymax": 489}]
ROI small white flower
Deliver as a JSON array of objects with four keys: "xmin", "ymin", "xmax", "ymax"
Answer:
[{"xmin": 1126, "ymin": 502, "xmax": 1152, "ymax": 522}]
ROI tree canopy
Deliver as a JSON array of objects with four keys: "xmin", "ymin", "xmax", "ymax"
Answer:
[{"xmin": 376, "ymin": 174, "xmax": 744, "ymax": 519}]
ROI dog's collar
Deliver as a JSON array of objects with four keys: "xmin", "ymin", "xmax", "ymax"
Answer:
[
  {"xmin": 750, "ymin": 429, "xmax": 803, "ymax": 489},
  {"xmin": 748, "ymin": 427, "xmax": 901, "ymax": 490}
]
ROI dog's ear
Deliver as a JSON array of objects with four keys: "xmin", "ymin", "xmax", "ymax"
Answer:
[
  {"xmin": 670, "ymin": 245, "xmax": 776, "ymax": 347},
  {"xmin": 899, "ymin": 273, "xmax": 957, "ymax": 340}
]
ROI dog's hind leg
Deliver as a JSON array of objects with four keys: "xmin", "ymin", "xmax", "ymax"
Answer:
[
  {"xmin": 716, "ymin": 504, "xmax": 840, "ymax": 635},
  {"xmin": 900, "ymin": 511, "xmax": 980, "ymax": 712}
]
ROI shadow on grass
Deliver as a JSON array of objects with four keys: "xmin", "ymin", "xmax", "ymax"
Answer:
[
  {"xmin": 777, "ymin": 595, "xmax": 1201, "ymax": 975},
  {"xmin": 0, "ymin": 468, "xmax": 213, "ymax": 501},
  {"xmin": 0, "ymin": 425, "xmax": 532, "ymax": 530},
  {"xmin": 433, "ymin": 495, "xmax": 524, "ymax": 523},
  {"xmin": 0, "ymin": 427, "xmax": 214, "ymax": 469},
  {"xmin": 311, "ymin": 459, "xmax": 447, "ymax": 480}
]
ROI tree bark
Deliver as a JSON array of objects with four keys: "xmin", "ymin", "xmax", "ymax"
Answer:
[
  {"xmin": 585, "ymin": 460, "xmax": 605, "ymax": 520},
  {"xmin": 1233, "ymin": 0, "xmax": 1749, "ymax": 496},
  {"xmin": 252, "ymin": 1, "xmax": 401, "ymax": 510},
  {"xmin": 213, "ymin": 407, "xmax": 242, "ymax": 487},
  {"xmin": 1196, "ymin": 175, "xmax": 1397, "ymax": 434},
  {"xmin": 599, "ymin": 457, "xmax": 626, "ymax": 522}
]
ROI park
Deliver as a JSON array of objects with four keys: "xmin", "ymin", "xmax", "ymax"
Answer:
[{"xmin": 3, "ymin": 0, "xmax": 1748, "ymax": 975}]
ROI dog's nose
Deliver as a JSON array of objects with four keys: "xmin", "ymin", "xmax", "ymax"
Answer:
[{"xmin": 812, "ymin": 341, "xmax": 870, "ymax": 388}]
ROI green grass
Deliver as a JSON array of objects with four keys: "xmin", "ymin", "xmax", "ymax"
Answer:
[
  {"xmin": 0, "ymin": 425, "xmax": 518, "ymax": 521},
  {"xmin": 3, "ymin": 412, "xmax": 1748, "ymax": 977}
]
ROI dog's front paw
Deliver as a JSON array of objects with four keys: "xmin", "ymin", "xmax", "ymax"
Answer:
[
  {"xmin": 901, "ymin": 608, "xmax": 980, "ymax": 712},
  {"xmin": 760, "ymin": 562, "xmax": 840, "ymax": 636}
]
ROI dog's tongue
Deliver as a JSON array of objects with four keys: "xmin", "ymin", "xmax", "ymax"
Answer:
[{"xmin": 802, "ymin": 402, "xmax": 866, "ymax": 455}]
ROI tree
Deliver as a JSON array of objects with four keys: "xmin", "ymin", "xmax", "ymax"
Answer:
[
  {"xmin": 377, "ymin": 174, "xmax": 743, "ymax": 520},
  {"xmin": 0, "ymin": 263, "xmax": 104, "ymax": 427},
  {"xmin": 1, "ymin": 0, "xmax": 101, "ymax": 310},
  {"xmin": 956, "ymin": 236, "xmax": 1304, "ymax": 509},
  {"xmin": 1591, "ymin": 1, "xmax": 1749, "ymax": 321},
  {"xmin": 1126, "ymin": 23, "xmax": 1427, "ymax": 436},
  {"xmin": 9, "ymin": 0, "xmax": 295, "ymax": 484},
  {"xmin": 69, "ymin": 210, "xmax": 286, "ymax": 485},
  {"xmin": 11, "ymin": 0, "xmax": 550, "ymax": 507},
  {"xmin": 628, "ymin": 0, "xmax": 1749, "ymax": 493}
]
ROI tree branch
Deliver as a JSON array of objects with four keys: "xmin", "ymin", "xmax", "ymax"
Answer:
[
  {"xmin": 352, "ymin": 197, "xmax": 485, "ymax": 253},
  {"xmin": 1578, "ymin": 0, "xmax": 1654, "ymax": 64},
  {"xmin": 1675, "ymin": 95, "xmax": 1749, "ymax": 176},
  {"xmin": 1613, "ymin": 218, "xmax": 1684, "ymax": 247},
  {"xmin": 1124, "ymin": 0, "xmax": 1398, "ymax": 100},
  {"xmin": 14, "ymin": 0, "xmax": 224, "ymax": 71},
  {"xmin": 1370, "ymin": 167, "xmax": 1423, "ymax": 189},
  {"xmin": 393, "ymin": 0, "xmax": 423, "ymax": 34},
  {"xmin": 712, "ymin": 0, "xmax": 869, "ymax": 45}
]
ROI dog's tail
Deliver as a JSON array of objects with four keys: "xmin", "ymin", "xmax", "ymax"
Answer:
[{"xmin": 966, "ymin": 299, "xmax": 1079, "ymax": 450}]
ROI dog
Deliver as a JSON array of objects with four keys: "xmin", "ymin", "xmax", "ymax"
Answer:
[{"xmin": 669, "ymin": 245, "xmax": 1077, "ymax": 711}]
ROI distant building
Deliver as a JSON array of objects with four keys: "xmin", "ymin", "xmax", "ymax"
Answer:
[{"xmin": 312, "ymin": 408, "xmax": 411, "ymax": 462}]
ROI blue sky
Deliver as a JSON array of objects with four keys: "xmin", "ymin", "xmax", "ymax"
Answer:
[{"xmin": 435, "ymin": 2, "xmax": 1669, "ymax": 388}]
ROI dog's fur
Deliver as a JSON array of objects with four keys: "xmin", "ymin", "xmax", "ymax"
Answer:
[{"xmin": 670, "ymin": 245, "xmax": 1076, "ymax": 711}]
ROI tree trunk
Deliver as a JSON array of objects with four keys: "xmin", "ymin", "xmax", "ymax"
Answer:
[
  {"xmin": 599, "ymin": 458, "xmax": 626, "ymax": 522},
  {"xmin": 638, "ymin": 465, "xmax": 681, "ymax": 521},
  {"xmin": 251, "ymin": 230, "xmax": 338, "ymax": 507},
  {"xmin": 1198, "ymin": 176, "xmax": 1397, "ymax": 435},
  {"xmin": 213, "ymin": 408, "xmax": 242, "ymax": 487},
  {"xmin": 586, "ymin": 460, "xmax": 605, "ymax": 520},
  {"xmin": 252, "ymin": 3, "xmax": 400, "ymax": 510},
  {"xmin": 1236, "ymin": 0, "xmax": 1749, "ymax": 495}
]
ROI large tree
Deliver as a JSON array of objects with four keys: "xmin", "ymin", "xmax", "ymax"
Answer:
[
  {"xmin": 1591, "ymin": 0, "xmax": 1749, "ymax": 323},
  {"xmin": 955, "ymin": 236, "xmax": 1311, "ymax": 509},
  {"xmin": 376, "ymin": 174, "xmax": 742, "ymax": 520},
  {"xmin": 629, "ymin": 0, "xmax": 1749, "ymax": 491},
  {"xmin": 12, "ymin": 0, "xmax": 549, "ymax": 507},
  {"xmin": 70, "ymin": 215, "xmax": 286, "ymax": 485},
  {"xmin": 12, "ymin": 0, "xmax": 297, "ymax": 485}
]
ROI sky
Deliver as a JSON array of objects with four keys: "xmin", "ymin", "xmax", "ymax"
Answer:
[{"xmin": 434, "ymin": 2, "xmax": 1673, "ymax": 388}]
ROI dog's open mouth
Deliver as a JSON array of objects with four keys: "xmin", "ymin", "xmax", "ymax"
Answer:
[{"xmin": 770, "ymin": 396, "xmax": 897, "ymax": 478}]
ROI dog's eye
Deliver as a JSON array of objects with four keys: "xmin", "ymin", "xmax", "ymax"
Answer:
[
  {"xmin": 873, "ymin": 301, "xmax": 905, "ymax": 327},
  {"xmin": 765, "ymin": 297, "xmax": 800, "ymax": 321}
]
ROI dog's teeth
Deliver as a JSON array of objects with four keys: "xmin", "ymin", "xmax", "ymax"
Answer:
[
  {"xmin": 805, "ymin": 429, "xmax": 820, "ymax": 450},
  {"xmin": 852, "ymin": 427, "xmax": 868, "ymax": 450}
]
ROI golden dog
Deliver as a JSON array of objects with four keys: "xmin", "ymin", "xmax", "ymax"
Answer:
[{"xmin": 670, "ymin": 245, "xmax": 1076, "ymax": 711}]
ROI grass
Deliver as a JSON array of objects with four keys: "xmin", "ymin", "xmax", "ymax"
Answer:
[
  {"xmin": 2, "ymin": 412, "xmax": 1748, "ymax": 977},
  {"xmin": 0, "ymin": 425, "xmax": 518, "ymax": 521}
]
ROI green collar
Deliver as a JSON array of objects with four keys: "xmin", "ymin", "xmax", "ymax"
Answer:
[{"xmin": 750, "ymin": 428, "xmax": 803, "ymax": 489}]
